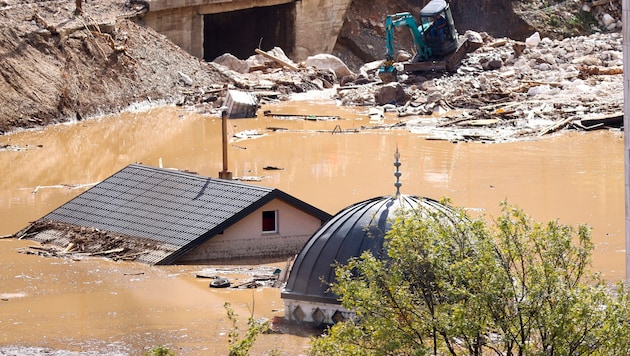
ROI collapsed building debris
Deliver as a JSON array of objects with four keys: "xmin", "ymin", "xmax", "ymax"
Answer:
[
  {"xmin": 13, "ymin": 220, "xmax": 160, "ymax": 262},
  {"xmin": 199, "ymin": 25, "xmax": 622, "ymax": 143}
]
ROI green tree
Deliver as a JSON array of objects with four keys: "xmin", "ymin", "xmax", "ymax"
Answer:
[{"xmin": 310, "ymin": 201, "xmax": 630, "ymax": 355}]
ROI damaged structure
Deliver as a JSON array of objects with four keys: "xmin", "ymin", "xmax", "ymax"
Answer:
[{"xmin": 18, "ymin": 164, "xmax": 331, "ymax": 265}]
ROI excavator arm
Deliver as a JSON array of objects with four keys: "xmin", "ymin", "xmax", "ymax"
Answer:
[{"xmin": 379, "ymin": 12, "xmax": 433, "ymax": 82}]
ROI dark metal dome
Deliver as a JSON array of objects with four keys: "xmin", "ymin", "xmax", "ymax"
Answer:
[{"xmin": 281, "ymin": 194, "xmax": 453, "ymax": 305}]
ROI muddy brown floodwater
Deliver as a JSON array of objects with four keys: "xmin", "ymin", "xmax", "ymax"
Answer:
[{"xmin": 0, "ymin": 99, "xmax": 625, "ymax": 355}]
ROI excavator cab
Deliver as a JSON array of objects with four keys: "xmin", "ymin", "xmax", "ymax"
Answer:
[
  {"xmin": 378, "ymin": 0, "xmax": 473, "ymax": 82},
  {"xmin": 418, "ymin": 0, "xmax": 458, "ymax": 56}
]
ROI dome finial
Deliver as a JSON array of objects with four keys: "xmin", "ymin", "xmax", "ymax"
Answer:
[{"xmin": 394, "ymin": 146, "xmax": 402, "ymax": 196}]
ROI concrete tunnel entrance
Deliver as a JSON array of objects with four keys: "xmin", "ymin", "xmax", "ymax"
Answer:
[{"xmin": 204, "ymin": 3, "xmax": 296, "ymax": 62}]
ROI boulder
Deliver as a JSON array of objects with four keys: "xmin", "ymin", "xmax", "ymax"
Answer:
[
  {"xmin": 463, "ymin": 30, "xmax": 483, "ymax": 44},
  {"xmin": 246, "ymin": 47, "xmax": 298, "ymax": 72},
  {"xmin": 602, "ymin": 13, "xmax": 615, "ymax": 26},
  {"xmin": 394, "ymin": 50, "xmax": 413, "ymax": 62},
  {"xmin": 482, "ymin": 58, "xmax": 503, "ymax": 71},
  {"xmin": 374, "ymin": 82, "xmax": 409, "ymax": 105},
  {"xmin": 305, "ymin": 54, "xmax": 354, "ymax": 79},
  {"xmin": 213, "ymin": 53, "xmax": 247, "ymax": 73},
  {"xmin": 525, "ymin": 32, "xmax": 540, "ymax": 47}
]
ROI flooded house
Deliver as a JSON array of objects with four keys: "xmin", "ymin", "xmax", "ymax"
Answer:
[{"xmin": 16, "ymin": 164, "xmax": 332, "ymax": 264}]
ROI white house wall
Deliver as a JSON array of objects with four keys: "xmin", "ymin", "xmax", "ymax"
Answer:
[{"xmin": 177, "ymin": 198, "xmax": 324, "ymax": 262}]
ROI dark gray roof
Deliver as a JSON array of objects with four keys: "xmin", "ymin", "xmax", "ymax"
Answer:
[
  {"xmin": 281, "ymin": 194, "xmax": 454, "ymax": 304},
  {"xmin": 39, "ymin": 164, "xmax": 331, "ymax": 265}
]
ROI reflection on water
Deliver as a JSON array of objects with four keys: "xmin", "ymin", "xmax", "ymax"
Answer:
[{"xmin": 0, "ymin": 102, "xmax": 625, "ymax": 354}]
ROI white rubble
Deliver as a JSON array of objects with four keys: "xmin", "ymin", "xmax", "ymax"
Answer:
[{"xmin": 304, "ymin": 53, "xmax": 354, "ymax": 79}]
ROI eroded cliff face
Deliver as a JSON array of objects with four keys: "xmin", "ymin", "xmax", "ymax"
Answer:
[
  {"xmin": 450, "ymin": 0, "xmax": 534, "ymax": 39},
  {"xmin": 333, "ymin": 0, "xmax": 603, "ymax": 71}
]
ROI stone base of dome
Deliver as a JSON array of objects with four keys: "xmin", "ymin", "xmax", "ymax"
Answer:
[{"xmin": 283, "ymin": 299, "xmax": 354, "ymax": 327}]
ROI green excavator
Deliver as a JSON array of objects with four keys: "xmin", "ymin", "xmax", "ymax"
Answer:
[{"xmin": 378, "ymin": 0, "xmax": 480, "ymax": 83}]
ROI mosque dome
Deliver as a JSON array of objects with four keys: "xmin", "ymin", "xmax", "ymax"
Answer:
[
  {"xmin": 281, "ymin": 193, "xmax": 454, "ymax": 325},
  {"xmin": 281, "ymin": 149, "xmax": 458, "ymax": 325}
]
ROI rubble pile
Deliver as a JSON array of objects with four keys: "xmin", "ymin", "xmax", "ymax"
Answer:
[
  {"xmin": 0, "ymin": 0, "xmax": 623, "ymax": 143},
  {"xmin": 364, "ymin": 30, "xmax": 624, "ymax": 142},
  {"xmin": 13, "ymin": 220, "xmax": 161, "ymax": 261},
  {"xmin": 513, "ymin": 0, "xmax": 622, "ymax": 38},
  {"xmin": 582, "ymin": 0, "xmax": 623, "ymax": 31},
  {"xmin": 202, "ymin": 27, "xmax": 622, "ymax": 143}
]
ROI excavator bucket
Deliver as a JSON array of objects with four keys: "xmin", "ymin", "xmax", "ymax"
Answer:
[
  {"xmin": 378, "ymin": 62, "xmax": 398, "ymax": 83},
  {"xmin": 403, "ymin": 60, "xmax": 446, "ymax": 72},
  {"xmin": 445, "ymin": 38, "xmax": 483, "ymax": 71}
]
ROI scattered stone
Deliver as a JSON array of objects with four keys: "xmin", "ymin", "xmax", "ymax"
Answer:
[
  {"xmin": 178, "ymin": 71, "xmax": 193, "ymax": 86},
  {"xmin": 394, "ymin": 50, "xmax": 413, "ymax": 62},
  {"xmin": 305, "ymin": 53, "xmax": 354, "ymax": 79},
  {"xmin": 213, "ymin": 53, "xmax": 248, "ymax": 73},
  {"xmin": 525, "ymin": 32, "xmax": 541, "ymax": 47},
  {"xmin": 374, "ymin": 82, "xmax": 409, "ymax": 105}
]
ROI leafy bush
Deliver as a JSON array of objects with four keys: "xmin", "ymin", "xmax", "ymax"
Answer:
[
  {"xmin": 224, "ymin": 301, "xmax": 273, "ymax": 356},
  {"xmin": 310, "ymin": 202, "xmax": 630, "ymax": 355},
  {"xmin": 146, "ymin": 346, "xmax": 175, "ymax": 356}
]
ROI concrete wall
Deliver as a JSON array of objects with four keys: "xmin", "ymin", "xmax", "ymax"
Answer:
[
  {"xmin": 177, "ymin": 198, "xmax": 324, "ymax": 263},
  {"xmin": 143, "ymin": 0, "xmax": 351, "ymax": 61},
  {"xmin": 144, "ymin": 6, "xmax": 204, "ymax": 58},
  {"xmin": 292, "ymin": 0, "xmax": 353, "ymax": 61}
]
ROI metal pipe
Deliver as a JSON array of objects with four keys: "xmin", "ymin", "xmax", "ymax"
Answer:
[{"xmin": 219, "ymin": 109, "xmax": 233, "ymax": 180}]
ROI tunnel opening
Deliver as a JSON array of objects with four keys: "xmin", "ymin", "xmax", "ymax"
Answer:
[{"xmin": 204, "ymin": 3, "xmax": 296, "ymax": 62}]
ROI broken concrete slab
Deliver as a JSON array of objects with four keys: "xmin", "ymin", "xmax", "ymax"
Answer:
[{"xmin": 225, "ymin": 90, "xmax": 259, "ymax": 119}]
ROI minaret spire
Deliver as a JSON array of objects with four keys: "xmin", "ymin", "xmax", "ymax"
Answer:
[{"xmin": 394, "ymin": 146, "xmax": 402, "ymax": 197}]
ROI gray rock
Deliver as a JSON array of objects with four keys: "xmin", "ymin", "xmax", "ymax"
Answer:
[
  {"xmin": 375, "ymin": 82, "xmax": 409, "ymax": 105},
  {"xmin": 305, "ymin": 53, "xmax": 354, "ymax": 79},
  {"xmin": 213, "ymin": 53, "xmax": 248, "ymax": 73}
]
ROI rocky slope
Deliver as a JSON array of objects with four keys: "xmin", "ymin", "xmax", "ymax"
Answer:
[{"xmin": 0, "ymin": 0, "xmax": 221, "ymax": 133}]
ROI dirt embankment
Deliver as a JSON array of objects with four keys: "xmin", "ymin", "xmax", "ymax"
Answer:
[
  {"xmin": 0, "ymin": 0, "xmax": 623, "ymax": 135},
  {"xmin": 0, "ymin": 0, "xmax": 229, "ymax": 134}
]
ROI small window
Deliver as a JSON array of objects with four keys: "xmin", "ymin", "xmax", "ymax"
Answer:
[{"xmin": 262, "ymin": 210, "xmax": 277, "ymax": 233}]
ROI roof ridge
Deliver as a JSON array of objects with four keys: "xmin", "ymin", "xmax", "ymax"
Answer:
[{"xmin": 128, "ymin": 163, "xmax": 273, "ymax": 192}]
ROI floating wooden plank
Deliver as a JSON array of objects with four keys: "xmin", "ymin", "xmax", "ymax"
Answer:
[
  {"xmin": 196, "ymin": 272, "xmax": 218, "ymax": 279},
  {"xmin": 254, "ymin": 48, "xmax": 300, "ymax": 71},
  {"xmin": 90, "ymin": 247, "xmax": 125, "ymax": 256},
  {"xmin": 538, "ymin": 117, "xmax": 575, "ymax": 137},
  {"xmin": 263, "ymin": 110, "xmax": 340, "ymax": 121},
  {"xmin": 459, "ymin": 119, "xmax": 500, "ymax": 126},
  {"xmin": 29, "ymin": 245, "xmax": 56, "ymax": 252}
]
